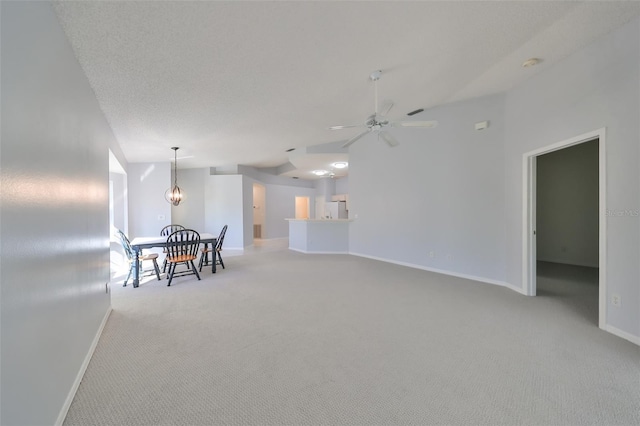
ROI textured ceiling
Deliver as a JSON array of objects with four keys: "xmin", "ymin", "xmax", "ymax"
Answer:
[{"xmin": 53, "ymin": 1, "xmax": 640, "ymax": 177}]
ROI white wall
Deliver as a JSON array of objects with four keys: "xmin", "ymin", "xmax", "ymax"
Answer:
[
  {"xmin": 205, "ymin": 175, "xmax": 245, "ymax": 249},
  {"xmin": 0, "ymin": 2, "xmax": 114, "ymax": 424},
  {"xmin": 504, "ymin": 17, "xmax": 639, "ymax": 338},
  {"xmin": 127, "ymin": 162, "xmax": 172, "ymax": 239},
  {"xmin": 349, "ymin": 93, "xmax": 507, "ymax": 283},
  {"xmin": 349, "ymin": 17, "xmax": 640, "ymax": 341},
  {"xmin": 236, "ymin": 165, "xmax": 317, "ymax": 241},
  {"xmin": 334, "ymin": 176, "xmax": 349, "ymax": 195},
  {"xmin": 315, "ymin": 177, "xmax": 336, "ymax": 202},
  {"xmin": 263, "ymin": 183, "xmax": 317, "ymax": 239},
  {"xmin": 242, "ymin": 176, "xmax": 254, "ymax": 247},
  {"xmin": 536, "ymin": 140, "xmax": 599, "ymax": 267},
  {"xmin": 166, "ymin": 167, "xmax": 319, "ymax": 246},
  {"xmin": 171, "ymin": 167, "xmax": 207, "ymax": 231}
]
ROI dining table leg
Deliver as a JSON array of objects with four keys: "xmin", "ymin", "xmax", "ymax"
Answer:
[
  {"xmin": 203, "ymin": 241, "xmax": 217, "ymax": 273},
  {"xmin": 133, "ymin": 246, "xmax": 141, "ymax": 288}
]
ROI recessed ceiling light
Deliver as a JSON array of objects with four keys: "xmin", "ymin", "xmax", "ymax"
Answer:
[
  {"xmin": 285, "ymin": 148, "xmax": 295, "ymax": 152},
  {"xmin": 312, "ymin": 170, "xmax": 329, "ymax": 176},
  {"xmin": 522, "ymin": 58, "xmax": 541, "ymax": 68},
  {"xmin": 332, "ymin": 162, "xmax": 348, "ymax": 169}
]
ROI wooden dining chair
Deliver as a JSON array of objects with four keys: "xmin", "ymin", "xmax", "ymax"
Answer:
[
  {"xmin": 165, "ymin": 229, "xmax": 201, "ymax": 286},
  {"xmin": 199, "ymin": 225, "xmax": 227, "ymax": 271},
  {"xmin": 116, "ymin": 229, "xmax": 161, "ymax": 287},
  {"xmin": 160, "ymin": 224, "xmax": 185, "ymax": 272}
]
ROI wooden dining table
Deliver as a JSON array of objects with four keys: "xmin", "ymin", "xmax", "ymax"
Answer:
[{"xmin": 129, "ymin": 232, "xmax": 218, "ymax": 288}]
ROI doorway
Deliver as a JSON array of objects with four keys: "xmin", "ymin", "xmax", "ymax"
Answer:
[
  {"xmin": 253, "ymin": 183, "xmax": 266, "ymax": 239},
  {"xmin": 522, "ymin": 128, "xmax": 606, "ymax": 329},
  {"xmin": 295, "ymin": 196, "xmax": 310, "ymax": 219}
]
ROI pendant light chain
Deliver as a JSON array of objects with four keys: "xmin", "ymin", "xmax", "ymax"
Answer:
[
  {"xmin": 165, "ymin": 147, "xmax": 183, "ymax": 206},
  {"xmin": 173, "ymin": 147, "xmax": 178, "ymax": 187}
]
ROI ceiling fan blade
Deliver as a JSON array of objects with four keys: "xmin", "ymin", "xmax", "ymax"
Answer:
[
  {"xmin": 342, "ymin": 130, "xmax": 370, "ymax": 148},
  {"xmin": 379, "ymin": 101, "xmax": 394, "ymax": 117},
  {"xmin": 392, "ymin": 120, "xmax": 438, "ymax": 128},
  {"xmin": 379, "ymin": 131, "xmax": 400, "ymax": 147},
  {"xmin": 329, "ymin": 124, "xmax": 364, "ymax": 130}
]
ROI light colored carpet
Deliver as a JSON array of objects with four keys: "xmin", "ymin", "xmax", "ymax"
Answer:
[{"xmin": 64, "ymin": 246, "xmax": 639, "ymax": 425}]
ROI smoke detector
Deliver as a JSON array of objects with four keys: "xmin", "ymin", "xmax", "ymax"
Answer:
[{"xmin": 522, "ymin": 58, "xmax": 541, "ymax": 68}]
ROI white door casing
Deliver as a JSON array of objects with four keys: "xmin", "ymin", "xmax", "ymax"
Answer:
[{"xmin": 522, "ymin": 128, "xmax": 606, "ymax": 329}]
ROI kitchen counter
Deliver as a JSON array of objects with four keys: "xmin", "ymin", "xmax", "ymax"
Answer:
[{"xmin": 286, "ymin": 218, "xmax": 352, "ymax": 253}]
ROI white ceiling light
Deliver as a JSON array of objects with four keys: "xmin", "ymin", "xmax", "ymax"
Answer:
[
  {"xmin": 312, "ymin": 170, "xmax": 329, "ymax": 176},
  {"xmin": 332, "ymin": 162, "xmax": 348, "ymax": 169}
]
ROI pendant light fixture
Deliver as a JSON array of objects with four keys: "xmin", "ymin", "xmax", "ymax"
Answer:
[{"xmin": 165, "ymin": 147, "xmax": 183, "ymax": 206}]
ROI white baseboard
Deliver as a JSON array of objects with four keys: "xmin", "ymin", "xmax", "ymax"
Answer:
[
  {"xmin": 289, "ymin": 247, "xmax": 349, "ymax": 254},
  {"xmin": 348, "ymin": 253, "xmax": 636, "ymax": 345},
  {"xmin": 55, "ymin": 306, "xmax": 112, "ymax": 426},
  {"xmin": 501, "ymin": 281, "xmax": 529, "ymax": 295},
  {"xmin": 349, "ymin": 251, "xmax": 523, "ymax": 293},
  {"xmin": 604, "ymin": 324, "xmax": 640, "ymax": 346}
]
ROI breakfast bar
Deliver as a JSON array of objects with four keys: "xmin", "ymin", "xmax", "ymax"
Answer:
[{"xmin": 286, "ymin": 219, "xmax": 351, "ymax": 254}]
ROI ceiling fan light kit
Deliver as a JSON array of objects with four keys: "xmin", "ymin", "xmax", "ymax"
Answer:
[
  {"xmin": 165, "ymin": 147, "xmax": 183, "ymax": 206},
  {"xmin": 330, "ymin": 70, "xmax": 438, "ymax": 149}
]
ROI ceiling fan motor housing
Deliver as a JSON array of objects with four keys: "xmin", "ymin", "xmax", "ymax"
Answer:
[{"xmin": 365, "ymin": 115, "xmax": 377, "ymax": 127}]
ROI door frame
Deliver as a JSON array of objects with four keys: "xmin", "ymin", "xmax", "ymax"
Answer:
[
  {"xmin": 522, "ymin": 128, "xmax": 607, "ymax": 329},
  {"xmin": 252, "ymin": 183, "xmax": 266, "ymax": 239}
]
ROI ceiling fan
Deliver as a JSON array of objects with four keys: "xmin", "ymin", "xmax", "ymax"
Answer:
[{"xmin": 330, "ymin": 70, "xmax": 437, "ymax": 148}]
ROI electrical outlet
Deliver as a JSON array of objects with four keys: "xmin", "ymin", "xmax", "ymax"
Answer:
[{"xmin": 611, "ymin": 293, "xmax": 621, "ymax": 307}]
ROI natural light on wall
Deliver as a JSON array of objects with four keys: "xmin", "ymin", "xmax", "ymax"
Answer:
[{"xmin": 1, "ymin": 174, "xmax": 107, "ymax": 207}]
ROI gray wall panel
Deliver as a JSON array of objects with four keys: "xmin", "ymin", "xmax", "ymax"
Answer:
[{"xmin": 349, "ymin": 93, "xmax": 507, "ymax": 282}]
